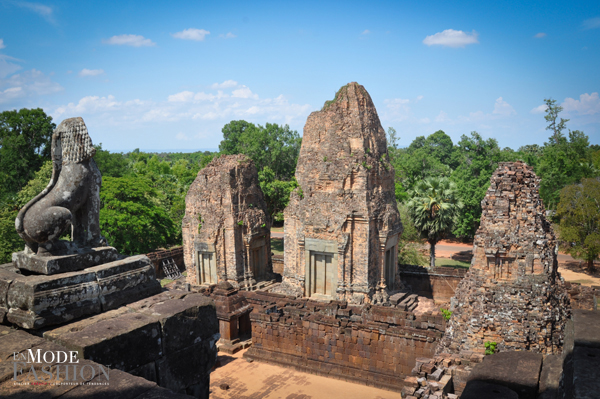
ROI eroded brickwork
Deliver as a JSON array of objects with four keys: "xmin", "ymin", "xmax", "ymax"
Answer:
[
  {"xmin": 182, "ymin": 155, "xmax": 272, "ymax": 289},
  {"xmin": 438, "ymin": 162, "xmax": 570, "ymax": 356},
  {"xmin": 281, "ymin": 82, "xmax": 402, "ymax": 304},
  {"xmin": 243, "ymin": 291, "xmax": 445, "ymax": 392}
]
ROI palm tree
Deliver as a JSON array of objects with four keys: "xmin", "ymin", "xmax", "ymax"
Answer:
[{"xmin": 406, "ymin": 177, "xmax": 463, "ymax": 269}]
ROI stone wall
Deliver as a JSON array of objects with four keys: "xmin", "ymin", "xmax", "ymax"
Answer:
[
  {"xmin": 147, "ymin": 246, "xmax": 184, "ymax": 279},
  {"xmin": 182, "ymin": 154, "xmax": 272, "ymax": 289},
  {"xmin": 399, "ymin": 266, "xmax": 467, "ymax": 305},
  {"xmin": 243, "ymin": 291, "xmax": 445, "ymax": 392},
  {"xmin": 564, "ymin": 282, "xmax": 599, "ymax": 311},
  {"xmin": 281, "ymin": 82, "xmax": 402, "ymax": 304},
  {"xmin": 438, "ymin": 162, "xmax": 570, "ymax": 356}
]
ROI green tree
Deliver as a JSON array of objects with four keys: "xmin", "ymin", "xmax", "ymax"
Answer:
[
  {"xmin": 392, "ymin": 131, "xmax": 454, "ymax": 195},
  {"xmin": 219, "ymin": 120, "xmax": 301, "ymax": 180},
  {"xmin": 537, "ymin": 129, "xmax": 593, "ymax": 209},
  {"xmin": 544, "ymin": 98, "xmax": 569, "ymax": 145},
  {"xmin": 258, "ymin": 167, "xmax": 298, "ymax": 223},
  {"xmin": 407, "ymin": 177, "xmax": 463, "ymax": 268},
  {"xmin": 0, "ymin": 203, "xmax": 21, "ymax": 263},
  {"xmin": 219, "ymin": 120, "xmax": 258, "ymax": 155},
  {"xmin": 218, "ymin": 120, "xmax": 301, "ymax": 222},
  {"xmin": 93, "ymin": 144, "xmax": 130, "ymax": 178},
  {"xmin": 556, "ymin": 178, "xmax": 600, "ymax": 272},
  {"xmin": 397, "ymin": 203, "xmax": 427, "ymax": 265},
  {"xmin": 450, "ymin": 132, "xmax": 518, "ymax": 239},
  {"xmin": 0, "ymin": 108, "xmax": 55, "ymax": 197},
  {"xmin": 100, "ymin": 176, "xmax": 178, "ymax": 255}
]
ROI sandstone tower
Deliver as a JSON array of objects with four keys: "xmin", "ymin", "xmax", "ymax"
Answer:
[
  {"xmin": 438, "ymin": 161, "xmax": 570, "ymax": 355},
  {"xmin": 182, "ymin": 154, "xmax": 272, "ymax": 289},
  {"xmin": 280, "ymin": 82, "xmax": 402, "ymax": 304}
]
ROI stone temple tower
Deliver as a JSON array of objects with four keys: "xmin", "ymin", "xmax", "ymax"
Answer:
[
  {"xmin": 280, "ymin": 82, "xmax": 403, "ymax": 304},
  {"xmin": 182, "ymin": 154, "xmax": 273, "ymax": 290},
  {"xmin": 438, "ymin": 161, "xmax": 570, "ymax": 355}
]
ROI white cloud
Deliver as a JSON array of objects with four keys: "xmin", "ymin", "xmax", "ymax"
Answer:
[
  {"xmin": 383, "ymin": 98, "xmax": 413, "ymax": 122},
  {"xmin": 0, "ymin": 69, "xmax": 63, "ymax": 103},
  {"xmin": 211, "ymin": 80, "xmax": 238, "ymax": 89},
  {"xmin": 79, "ymin": 68, "xmax": 104, "ymax": 77},
  {"xmin": 103, "ymin": 34, "xmax": 156, "ymax": 47},
  {"xmin": 53, "ymin": 83, "xmax": 312, "ymax": 133},
  {"xmin": 232, "ymin": 85, "xmax": 258, "ymax": 99},
  {"xmin": 582, "ymin": 17, "xmax": 600, "ymax": 30},
  {"xmin": 219, "ymin": 32, "xmax": 237, "ymax": 39},
  {"xmin": 172, "ymin": 28, "xmax": 210, "ymax": 41},
  {"xmin": 423, "ymin": 29, "xmax": 479, "ymax": 48},
  {"xmin": 562, "ymin": 92, "xmax": 600, "ymax": 115},
  {"xmin": 0, "ymin": 39, "xmax": 5, "ymax": 50},
  {"xmin": 11, "ymin": 1, "xmax": 55, "ymax": 24},
  {"xmin": 493, "ymin": 97, "xmax": 516, "ymax": 116},
  {"xmin": 534, "ymin": 32, "xmax": 547, "ymax": 38},
  {"xmin": 435, "ymin": 111, "xmax": 449, "ymax": 122},
  {"xmin": 0, "ymin": 54, "xmax": 23, "ymax": 78},
  {"xmin": 168, "ymin": 91, "xmax": 194, "ymax": 102},
  {"xmin": 530, "ymin": 104, "xmax": 547, "ymax": 114},
  {"xmin": 194, "ymin": 92, "xmax": 217, "ymax": 101},
  {"xmin": 362, "ymin": 29, "xmax": 371, "ymax": 35}
]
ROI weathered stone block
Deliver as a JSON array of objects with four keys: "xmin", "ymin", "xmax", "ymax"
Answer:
[
  {"xmin": 126, "ymin": 289, "xmax": 218, "ymax": 354},
  {"xmin": 6, "ymin": 269, "xmax": 101, "ymax": 329},
  {"xmin": 87, "ymin": 255, "xmax": 161, "ymax": 311},
  {"xmin": 572, "ymin": 309, "xmax": 600, "ymax": 349},
  {"xmin": 572, "ymin": 346, "xmax": 600, "ymax": 399},
  {"xmin": 461, "ymin": 380, "xmax": 519, "ymax": 399},
  {"xmin": 0, "ymin": 329, "xmax": 44, "ymax": 361},
  {"xmin": 60, "ymin": 368, "xmax": 157, "ymax": 399},
  {"xmin": 0, "ymin": 269, "xmax": 19, "ymax": 324},
  {"xmin": 44, "ymin": 309, "xmax": 163, "ymax": 371},
  {"xmin": 538, "ymin": 354, "xmax": 562, "ymax": 399},
  {"xmin": 156, "ymin": 338, "xmax": 219, "ymax": 394},
  {"xmin": 13, "ymin": 246, "xmax": 119, "ymax": 275},
  {"xmin": 467, "ymin": 351, "xmax": 543, "ymax": 399}
]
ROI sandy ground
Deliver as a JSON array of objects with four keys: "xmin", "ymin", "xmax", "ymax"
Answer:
[{"xmin": 209, "ymin": 349, "xmax": 399, "ymax": 399}]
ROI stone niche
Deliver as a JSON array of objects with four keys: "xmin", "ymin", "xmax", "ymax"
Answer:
[
  {"xmin": 437, "ymin": 161, "xmax": 570, "ymax": 355},
  {"xmin": 182, "ymin": 154, "xmax": 272, "ymax": 289},
  {"xmin": 281, "ymin": 82, "xmax": 402, "ymax": 304}
]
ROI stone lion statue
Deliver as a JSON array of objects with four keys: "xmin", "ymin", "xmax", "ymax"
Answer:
[{"xmin": 15, "ymin": 117, "xmax": 106, "ymax": 256}]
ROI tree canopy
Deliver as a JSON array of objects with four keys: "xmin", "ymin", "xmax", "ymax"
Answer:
[
  {"xmin": 218, "ymin": 120, "xmax": 301, "ymax": 222},
  {"xmin": 556, "ymin": 178, "xmax": 600, "ymax": 271},
  {"xmin": 406, "ymin": 176, "xmax": 462, "ymax": 268},
  {"xmin": 0, "ymin": 108, "xmax": 55, "ymax": 198}
]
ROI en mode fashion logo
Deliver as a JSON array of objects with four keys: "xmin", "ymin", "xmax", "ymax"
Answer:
[{"xmin": 13, "ymin": 349, "xmax": 110, "ymax": 386}]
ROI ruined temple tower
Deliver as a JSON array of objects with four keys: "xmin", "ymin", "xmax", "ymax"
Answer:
[
  {"xmin": 438, "ymin": 162, "xmax": 570, "ymax": 355},
  {"xmin": 182, "ymin": 154, "xmax": 272, "ymax": 289},
  {"xmin": 280, "ymin": 82, "xmax": 403, "ymax": 304}
]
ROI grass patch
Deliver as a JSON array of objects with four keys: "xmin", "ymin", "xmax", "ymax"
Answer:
[
  {"xmin": 160, "ymin": 279, "xmax": 173, "ymax": 287},
  {"xmin": 271, "ymin": 238, "xmax": 284, "ymax": 255},
  {"xmin": 271, "ymin": 226, "xmax": 284, "ymax": 233},
  {"xmin": 435, "ymin": 258, "xmax": 471, "ymax": 268}
]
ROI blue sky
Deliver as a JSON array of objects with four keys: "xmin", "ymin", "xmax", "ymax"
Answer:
[{"xmin": 0, "ymin": 0, "xmax": 599, "ymax": 152}]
